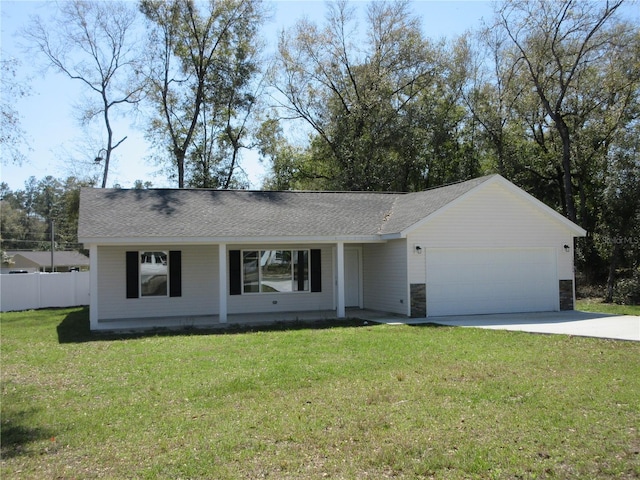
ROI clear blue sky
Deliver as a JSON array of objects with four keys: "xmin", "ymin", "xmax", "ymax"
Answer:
[{"xmin": 0, "ymin": 1, "xmax": 577, "ymax": 191}]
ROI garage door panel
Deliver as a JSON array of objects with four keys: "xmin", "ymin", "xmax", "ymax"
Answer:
[{"xmin": 426, "ymin": 248, "xmax": 557, "ymax": 316}]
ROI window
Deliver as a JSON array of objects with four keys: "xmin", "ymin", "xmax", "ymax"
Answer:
[
  {"xmin": 141, "ymin": 251, "xmax": 168, "ymax": 296},
  {"xmin": 126, "ymin": 250, "xmax": 181, "ymax": 298},
  {"xmin": 242, "ymin": 249, "xmax": 309, "ymax": 293},
  {"xmin": 229, "ymin": 249, "xmax": 320, "ymax": 295}
]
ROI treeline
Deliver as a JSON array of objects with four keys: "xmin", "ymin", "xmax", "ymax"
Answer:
[
  {"xmin": 3, "ymin": 0, "xmax": 639, "ymax": 301},
  {"xmin": 0, "ymin": 177, "xmax": 88, "ymax": 253}
]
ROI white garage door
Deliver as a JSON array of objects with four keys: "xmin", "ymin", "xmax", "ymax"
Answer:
[{"xmin": 426, "ymin": 248, "xmax": 558, "ymax": 316}]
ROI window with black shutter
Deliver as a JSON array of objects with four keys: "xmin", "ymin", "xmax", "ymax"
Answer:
[
  {"xmin": 229, "ymin": 248, "xmax": 322, "ymax": 294},
  {"xmin": 126, "ymin": 250, "xmax": 182, "ymax": 298}
]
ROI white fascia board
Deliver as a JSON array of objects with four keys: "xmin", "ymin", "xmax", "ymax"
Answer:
[
  {"xmin": 398, "ymin": 174, "xmax": 586, "ymax": 238},
  {"xmin": 494, "ymin": 176, "xmax": 587, "ymax": 236},
  {"xmin": 380, "ymin": 232, "xmax": 403, "ymax": 240},
  {"xmin": 396, "ymin": 176, "xmax": 495, "ymax": 238},
  {"xmin": 77, "ymin": 235, "xmax": 386, "ymax": 246}
]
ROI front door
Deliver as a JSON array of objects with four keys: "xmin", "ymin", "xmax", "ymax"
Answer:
[{"xmin": 344, "ymin": 248, "xmax": 361, "ymax": 307}]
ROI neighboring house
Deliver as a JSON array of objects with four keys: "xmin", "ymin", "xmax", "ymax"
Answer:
[
  {"xmin": 2, "ymin": 251, "xmax": 90, "ymax": 274},
  {"xmin": 78, "ymin": 174, "xmax": 586, "ymax": 332}
]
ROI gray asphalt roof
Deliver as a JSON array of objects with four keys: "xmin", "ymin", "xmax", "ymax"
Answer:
[
  {"xmin": 7, "ymin": 251, "xmax": 90, "ymax": 266},
  {"xmin": 78, "ymin": 175, "xmax": 494, "ymax": 241}
]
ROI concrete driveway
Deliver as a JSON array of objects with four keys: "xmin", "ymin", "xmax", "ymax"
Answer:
[{"xmin": 389, "ymin": 311, "xmax": 639, "ymax": 341}]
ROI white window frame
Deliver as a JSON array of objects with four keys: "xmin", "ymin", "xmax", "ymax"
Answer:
[
  {"xmin": 241, "ymin": 249, "xmax": 310, "ymax": 295},
  {"xmin": 139, "ymin": 250, "xmax": 169, "ymax": 298}
]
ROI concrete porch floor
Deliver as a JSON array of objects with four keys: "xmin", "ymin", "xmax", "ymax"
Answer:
[
  {"xmin": 230, "ymin": 308, "xmax": 411, "ymax": 326},
  {"xmin": 93, "ymin": 308, "xmax": 406, "ymax": 332},
  {"xmin": 219, "ymin": 308, "xmax": 409, "ymax": 327}
]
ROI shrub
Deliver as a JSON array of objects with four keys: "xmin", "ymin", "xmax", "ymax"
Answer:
[{"xmin": 613, "ymin": 268, "xmax": 640, "ymax": 305}]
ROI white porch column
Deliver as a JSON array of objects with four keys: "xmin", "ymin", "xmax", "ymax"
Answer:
[
  {"xmin": 218, "ymin": 243, "xmax": 228, "ymax": 323},
  {"xmin": 89, "ymin": 244, "xmax": 98, "ymax": 330},
  {"xmin": 336, "ymin": 241, "xmax": 345, "ymax": 318}
]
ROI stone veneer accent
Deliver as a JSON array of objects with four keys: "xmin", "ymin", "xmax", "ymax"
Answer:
[
  {"xmin": 559, "ymin": 279, "xmax": 574, "ymax": 311},
  {"xmin": 410, "ymin": 283, "xmax": 427, "ymax": 318}
]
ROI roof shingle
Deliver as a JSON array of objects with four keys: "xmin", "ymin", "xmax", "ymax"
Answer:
[
  {"xmin": 78, "ymin": 176, "xmax": 495, "ymax": 241},
  {"xmin": 6, "ymin": 251, "xmax": 89, "ymax": 267}
]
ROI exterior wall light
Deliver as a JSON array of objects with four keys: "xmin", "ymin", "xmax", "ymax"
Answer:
[
  {"xmin": 563, "ymin": 244, "xmax": 570, "ymax": 252},
  {"xmin": 94, "ymin": 148, "xmax": 107, "ymax": 163},
  {"xmin": 415, "ymin": 245, "xmax": 423, "ymax": 254}
]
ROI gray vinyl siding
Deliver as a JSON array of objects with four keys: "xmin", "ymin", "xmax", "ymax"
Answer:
[
  {"xmin": 363, "ymin": 239, "xmax": 408, "ymax": 315},
  {"xmin": 97, "ymin": 245, "xmax": 219, "ymax": 321},
  {"xmin": 226, "ymin": 244, "xmax": 334, "ymax": 315}
]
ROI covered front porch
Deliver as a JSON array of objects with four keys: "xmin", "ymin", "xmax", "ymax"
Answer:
[
  {"xmin": 88, "ymin": 238, "xmax": 414, "ymax": 331},
  {"xmin": 89, "ymin": 308, "xmax": 409, "ymax": 333}
]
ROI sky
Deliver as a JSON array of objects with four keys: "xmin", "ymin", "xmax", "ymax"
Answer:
[{"xmin": 0, "ymin": 1, "xmax": 535, "ymax": 191}]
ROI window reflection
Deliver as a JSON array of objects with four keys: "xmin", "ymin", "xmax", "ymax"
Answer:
[
  {"xmin": 242, "ymin": 249, "xmax": 309, "ymax": 294},
  {"xmin": 243, "ymin": 251, "xmax": 260, "ymax": 293},
  {"xmin": 261, "ymin": 250, "xmax": 292, "ymax": 292},
  {"xmin": 141, "ymin": 251, "xmax": 167, "ymax": 296}
]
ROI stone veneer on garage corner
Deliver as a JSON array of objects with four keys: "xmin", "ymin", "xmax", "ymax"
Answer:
[
  {"xmin": 410, "ymin": 283, "xmax": 427, "ymax": 317},
  {"xmin": 559, "ymin": 279, "xmax": 574, "ymax": 310}
]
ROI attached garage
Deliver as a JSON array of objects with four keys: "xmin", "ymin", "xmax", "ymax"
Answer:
[
  {"xmin": 425, "ymin": 248, "xmax": 558, "ymax": 316},
  {"xmin": 403, "ymin": 176, "xmax": 586, "ymax": 319}
]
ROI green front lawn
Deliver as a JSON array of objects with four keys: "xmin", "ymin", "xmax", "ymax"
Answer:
[
  {"xmin": 577, "ymin": 298, "xmax": 640, "ymax": 316},
  {"xmin": 2, "ymin": 308, "xmax": 639, "ymax": 479}
]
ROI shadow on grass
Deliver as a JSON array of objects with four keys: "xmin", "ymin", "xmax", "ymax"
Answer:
[
  {"xmin": 406, "ymin": 322, "xmax": 455, "ymax": 328},
  {"xmin": 57, "ymin": 308, "xmax": 377, "ymax": 344},
  {"xmin": 56, "ymin": 307, "xmax": 92, "ymax": 343},
  {"xmin": 0, "ymin": 407, "xmax": 56, "ymax": 459}
]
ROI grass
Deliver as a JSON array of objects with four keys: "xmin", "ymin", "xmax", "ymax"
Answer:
[
  {"xmin": 2, "ymin": 308, "xmax": 639, "ymax": 479},
  {"xmin": 576, "ymin": 298, "xmax": 640, "ymax": 316}
]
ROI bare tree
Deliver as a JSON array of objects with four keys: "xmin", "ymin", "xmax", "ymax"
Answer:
[
  {"xmin": 0, "ymin": 58, "xmax": 31, "ymax": 165},
  {"xmin": 497, "ymin": 0, "xmax": 625, "ymax": 222},
  {"xmin": 272, "ymin": 0, "xmax": 440, "ymax": 191},
  {"xmin": 26, "ymin": 0, "xmax": 145, "ymax": 187},
  {"xmin": 140, "ymin": 0, "xmax": 266, "ymax": 188}
]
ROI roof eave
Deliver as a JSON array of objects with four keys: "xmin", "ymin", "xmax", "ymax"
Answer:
[
  {"xmin": 397, "ymin": 175, "xmax": 587, "ymax": 238},
  {"xmin": 493, "ymin": 175, "xmax": 587, "ymax": 236},
  {"xmin": 78, "ymin": 234, "xmax": 386, "ymax": 246},
  {"xmin": 395, "ymin": 175, "xmax": 496, "ymax": 237}
]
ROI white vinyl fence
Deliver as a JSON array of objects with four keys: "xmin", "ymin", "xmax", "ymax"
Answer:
[{"xmin": 0, "ymin": 272, "xmax": 90, "ymax": 312}]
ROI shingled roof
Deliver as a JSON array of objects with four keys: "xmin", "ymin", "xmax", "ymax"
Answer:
[
  {"xmin": 78, "ymin": 175, "xmax": 494, "ymax": 242},
  {"xmin": 6, "ymin": 250, "xmax": 89, "ymax": 267}
]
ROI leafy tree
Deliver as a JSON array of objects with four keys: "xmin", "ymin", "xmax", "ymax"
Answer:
[
  {"xmin": 0, "ymin": 177, "xmax": 91, "ymax": 253},
  {"xmin": 272, "ymin": 0, "xmax": 445, "ymax": 191},
  {"xmin": 140, "ymin": 0, "xmax": 266, "ymax": 188},
  {"xmin": 1, "ymin": 201, "xmax": 42, "ymax": 251},
  {"xmin": 599, "ymin": 124, "xmax": 640, "ymax": 301},
  {"xmin": 133, "ymin": 180, "xmax": 154, "ymax": 189},
  {"xmin": 255, "ymin": 116, "xmax": 322, "ymax": 190},
  {"xmin": 1, "ymin": 178, "xmax": 48, "ymax": 251},
  {"xmin": 26, "ymin": 0, "xmax": 144, "ymax": 188}
]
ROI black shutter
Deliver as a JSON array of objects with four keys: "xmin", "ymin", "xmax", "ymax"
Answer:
[
  {"xmin": 229, "ymin": 250, "xmax": 241, "ymax": 295},
  {"xmin": 297, "ymin": 250, "xmax": 306, "ymax": 291},
  {"xmin": 126, "ymin": 251, "xmax": 139, "ymax": 298},
  {"xmin": 310, "ymin": 249, "xmax": 321, "ymax": 292},
  {"xmin": 169, "ymin": 251, "xmax": 182, "ymax": 297}
]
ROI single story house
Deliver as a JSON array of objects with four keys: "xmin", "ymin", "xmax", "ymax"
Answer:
[
  {"xmin": 2, "ymin": 250, "xmax": 90, "ymax": 274},
  {"xmin": 78, "ymin": 174, "xmax": 586, "ymax": 331}
]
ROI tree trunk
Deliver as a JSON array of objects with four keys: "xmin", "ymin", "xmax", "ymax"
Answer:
[
  {"xmin": 175, "ymin": 149, "xmax": 185, "ymax": 189},
  {"xmin": 605, "ymin": 243, "xmax": 621, "ymax": 303},
  {"xmin": 555, "ymin": 116, "xmax": 577, "ymax": 223}
]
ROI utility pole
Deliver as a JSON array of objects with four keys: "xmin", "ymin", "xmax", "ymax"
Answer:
[{"xmin": 50, "ymin": 219, "xmax": 55, "ymax": 273}]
